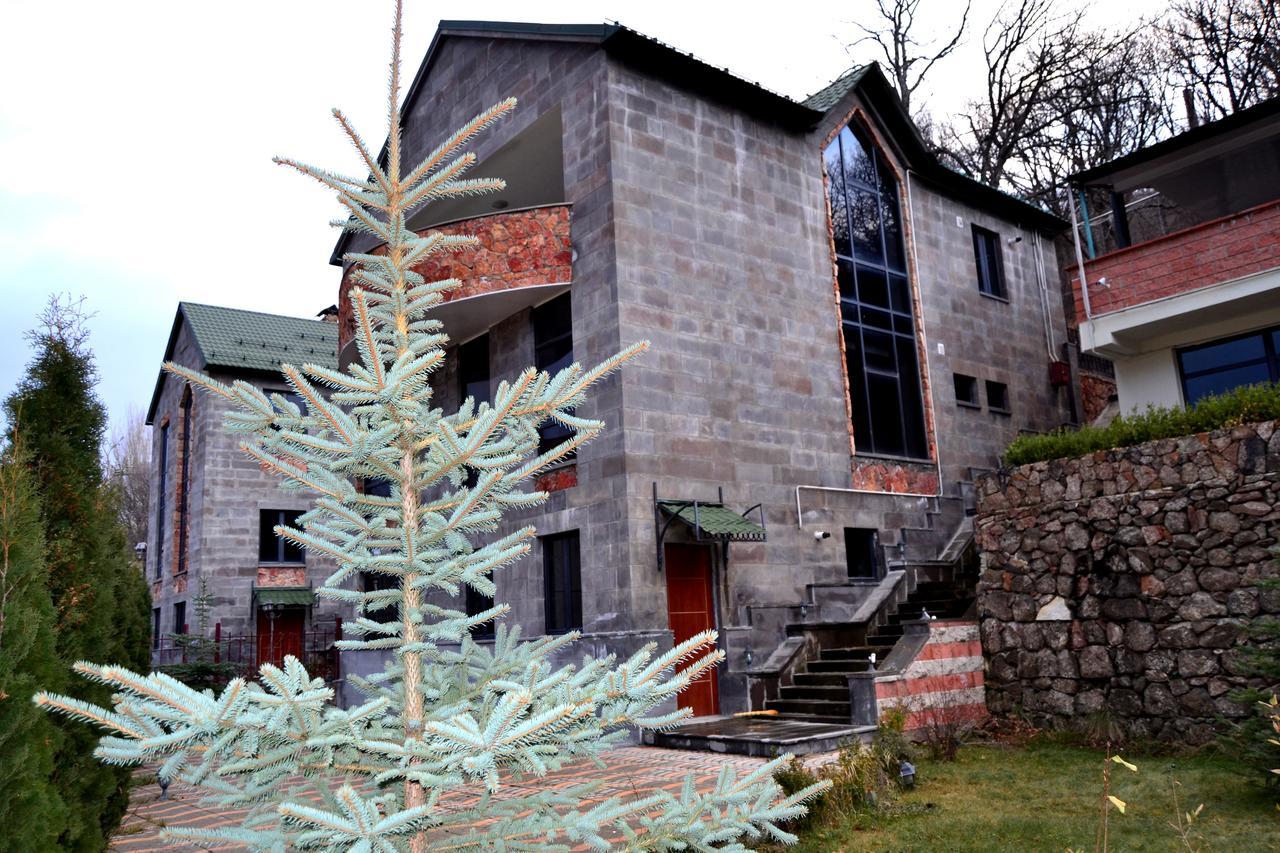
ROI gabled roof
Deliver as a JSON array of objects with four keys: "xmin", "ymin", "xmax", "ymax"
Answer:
[
  {"xmin": 1068, "ymin": 94, "xmax": 1280, "ymax": 186},
  {"xmin": 146, "ymin": 303, "xmax": 338, "ymax": 424},
  {"xmin": 330, "ymin": 19, "xmax": 1063, "ymax": 265}
]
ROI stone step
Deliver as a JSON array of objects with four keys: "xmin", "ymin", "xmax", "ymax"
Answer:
[
  {"xmin": 764, "ymin": 698, "xmax": 852, "ymax": 718},
  {"xmin": 803, "ymin": 658, "xmax": 875, "ymax": 674},
  {"xmin": 792, "ymin": 672, "xmax": 848, "ymax": 687},
  {"xmin": 819, "ymin": 645, "xmax": 894, "ymax": 659},
  {"xmin": 777, "ymin": 684, "xmax": 848, "ymax": 702},
  {"xmin": 644, "ymin": 716, "xmax": 874, "ymax": 757}
]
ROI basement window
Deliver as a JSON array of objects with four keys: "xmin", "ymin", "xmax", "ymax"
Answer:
[
  {"xmin": 986, "ymin": 380, "xmax": 1011, "ymax": 414},
  {"xmin": 845, "ymin": 528, "xmax": 880, "ymax": 580},
  {"xmin": 954, "ymin": 373, "xmax": 980, "ymax": 408}
]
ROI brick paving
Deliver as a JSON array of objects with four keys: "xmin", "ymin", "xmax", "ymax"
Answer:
[{"xmin": 110, "ymin": 747, "xmax": 770, "ymax": 851}]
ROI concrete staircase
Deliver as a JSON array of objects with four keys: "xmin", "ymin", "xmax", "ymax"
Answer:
[{"xmin": 763, "ymin": 575, "xmax": 977, "ymax": 723}]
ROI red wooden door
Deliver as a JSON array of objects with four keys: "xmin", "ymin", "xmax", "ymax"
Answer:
[
  {"xmin": 664, "ymin": 544, "xmax": 720, "ymax": 716},
  {"xmin": 257, "ymin": 608, "xmax": 305, "ymax": 669}
]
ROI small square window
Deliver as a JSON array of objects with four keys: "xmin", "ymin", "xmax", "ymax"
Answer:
[
  {"xmin": 986, "ymin": 380, "xmax": 1010, "ymax": 413},
  {"xmin": 972, "ymin": 225, "xmax": 1007, "ymax": 299},
  {"xmin": 259, "ymin": 509, "xmax": 305, "ymax": 563},
  {"xmin": 845, "ymin": 528, "xmax": 880, "ymax": 579},
  {"xmin": 954, "ymin": 374, "xmax": 980, "ymax": 408}
]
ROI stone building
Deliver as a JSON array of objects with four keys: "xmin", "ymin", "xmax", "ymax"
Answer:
[
  {"xmin": 144, "ymin": 303, "xmax": 349, "ymax": 670},
  {"xmin": 323, "ymin": 20, "xmax": 1075, "ymax": 729},
  {"xmin": 1067, "ymin": 95, "xmax": 1280, "ymax": 415}
]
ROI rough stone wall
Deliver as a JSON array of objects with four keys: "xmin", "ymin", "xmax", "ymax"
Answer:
[{"xmin": 975, "ymin": 420, "xmax": 1280, "ymax": 741}]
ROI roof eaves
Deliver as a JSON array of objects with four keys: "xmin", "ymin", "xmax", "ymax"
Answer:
[{"xmin": 1068, "ymin": 94, "xmax": 1280, "ymax": 185}]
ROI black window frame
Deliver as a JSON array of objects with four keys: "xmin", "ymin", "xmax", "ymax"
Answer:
[
  {"xmin": 154, "ymin": 422, "xmax": 168, "ymax": 579},
  {"xmin": 532, "ymin": 294, "xmax": 575, "ymax": 458},
  {"xmin": 259, "ymin": 509, "xmax": 305, "ymax": 564},
  {"xmin": 972, "ymin": 224, "xmax": 1007, "ymax": 300},
  {"xmin": 177, "ymin": 387, "xmax": 193, "ymax": 574},
  {"xmin": 542, "ymin": 530, "xmax": 582, "ymax": 635},
  {"xmin": 152, "ymin": 607, "xmax": 161, "ymax": 648},
  {"xmin": 173, "ymin": 601, "xmax": 187, "ymax": 636},
  {"xmin": 457, "ymin": 334, "xmax": 492, "ymax": 490},
  {"xmin": 986, "ymin": 380, "xmax": 1011, "ymax": 414},
  {"xmin": 1177, "ymin": 324, "xmax": 1280, "ymax": 406},
  {"xmin": 954, "ymin": 373, "xmax": 980, "ymax": 408},
  {"xmin": 825, "ymin": 120, "xmax": 929, "ymax": 460}
]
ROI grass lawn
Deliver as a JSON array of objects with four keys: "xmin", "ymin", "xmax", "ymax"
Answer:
[{"xmin": 786, "ymin": 739, "xmax": 1280, "ymax": 852}]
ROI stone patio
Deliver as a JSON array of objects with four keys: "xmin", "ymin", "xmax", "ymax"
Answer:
[{"xmin": 110, "ymin": 747, "xmax": 772, "ymax": 851}]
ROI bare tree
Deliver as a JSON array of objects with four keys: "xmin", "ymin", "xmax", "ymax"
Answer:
[
  {"xmin": 103, "ymin": 406, "xmax": 149, "ymax": 555},
  {"xmin": 1164, "ymin": 0, "xmax": 1279, "ymax": 122},
  {"xmin": 848, "ymin": 0, "xmax": 971, "ymax": 117},
  {"xmin": 1010, "ymin": 32, "xmax": 1175, "ymax": 215}
]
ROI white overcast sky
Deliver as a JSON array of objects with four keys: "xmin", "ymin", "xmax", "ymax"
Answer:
[{"xmin": 0, "ymin": 0, "xmax": 1168, "ymax": 441}]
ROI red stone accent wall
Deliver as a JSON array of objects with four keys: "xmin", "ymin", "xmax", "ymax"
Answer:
[
  {"xmin": 1069, "ymin": 198, "xmax": 1280, "ymax": 323},
  {"xmin": 257, "ymin": 566, "xmax": 307, "ymax": 587},
  {"xmin": 851, "ymin": 457, "xmax": 940, "ymax": 495},
  {"xmin": 534, "ymin": 464, "xmax": 577, "ymax": 493},
  {"xmin": 875, "ymin": 620, "xmax": 988, "ymax": 732},
  {"xmin": 337, "ymin": 205, "xmax": 573, "ymax": 350}
]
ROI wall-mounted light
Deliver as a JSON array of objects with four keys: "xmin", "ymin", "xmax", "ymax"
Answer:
[
  {"xmin": 813, "ymin": 530, "xmax": 831, "ymax": 541},
  {"xmin": 491, "ymin": 199, "xmax": 510, "ymax": 210},
  {"xmin": 1007, "ymin": 235, "xmax": 1023, "ymax": 245}
]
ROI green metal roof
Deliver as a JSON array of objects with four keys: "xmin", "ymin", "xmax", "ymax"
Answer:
[
  {"xmin": 802, "ymin": 65, "xmax": 872, "ymax": 113},
  {"xmin": 657, "ymin": 501, "xmax": 767, "ymax": 542},
  {"xmin": 253, "ymin": 587, "xmax": 316, "ymax": 607},
  {"xmin": 182, "ymin": 302, "xmax": 339, "ymax": 373}
]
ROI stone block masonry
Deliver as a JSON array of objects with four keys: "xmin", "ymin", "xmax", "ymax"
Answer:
[{"xmin": 975, "ymin": 419, "xmax": 1280, "ymax": 743}]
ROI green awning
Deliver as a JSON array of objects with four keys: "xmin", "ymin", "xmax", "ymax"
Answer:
[
  {"xmin": 254, "ymin": 587, "xmax": 315, "ymax": 607},
  {"xmin": 657, "ymin": 501, "xmax": 767, "ymax": 542}
]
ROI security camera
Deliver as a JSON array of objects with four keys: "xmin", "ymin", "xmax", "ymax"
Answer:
[
  {"xmin": 813, "ymin": 530, "xmax": 831, "ymax": 541},
  {"xmin": 1007, "ymin": 235, "xmax": 1023, "ymax": 245}
]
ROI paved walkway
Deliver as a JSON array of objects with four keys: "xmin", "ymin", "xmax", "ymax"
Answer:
[{"xmin": 111, "ymin": 747, "xmax": 769, "ymax": 851}]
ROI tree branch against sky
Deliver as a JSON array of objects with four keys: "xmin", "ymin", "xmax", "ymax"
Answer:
[
  {"xmin": 848, "ymin": 0, "xmax": 971, "ymax": 117},
  {"xmin": 1164, "ymin": 0, "xmax": 1279, "ymax": 122}
]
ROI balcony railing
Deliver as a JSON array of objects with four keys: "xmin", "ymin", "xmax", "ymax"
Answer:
[{"xmin": 1071, "ymin": 197, "xmax": 1280, "ymax": 324}]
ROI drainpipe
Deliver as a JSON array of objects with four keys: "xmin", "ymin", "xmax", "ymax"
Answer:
[{"xmin": 1068, "ymin": 190, "xmax": 1093, "ymax": 321}]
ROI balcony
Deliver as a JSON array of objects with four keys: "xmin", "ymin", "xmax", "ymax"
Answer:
[
  {"xmin": 336, "ymin": 203, "xmax": 572, "ymax": 366},
  {"xmin": 1070, "ymin": 198, "xmax": 1280, "ymax": 338}
]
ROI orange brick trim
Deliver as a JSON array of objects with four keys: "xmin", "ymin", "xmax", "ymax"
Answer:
[{"xmin": 534, "ymin": 464, "xmax": 577, "ymax": 493}]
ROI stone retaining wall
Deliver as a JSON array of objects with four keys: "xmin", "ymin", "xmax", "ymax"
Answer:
[{"xmin": 975, "ymin": 420, "xmax": 1280, "ymax": 742}]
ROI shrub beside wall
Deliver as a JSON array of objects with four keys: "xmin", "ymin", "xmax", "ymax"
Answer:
[{"xmin": 976, "ymin": 419, "xmax": 1280, "ymax": 743}]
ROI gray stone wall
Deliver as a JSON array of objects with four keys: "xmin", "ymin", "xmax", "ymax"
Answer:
[
  {"xmin": 147, "ymin": 321, "xmax": 345, "ymax": 648},
  {"xmin": 975, "ymin": 420, "xmax": 1280, "ymax": 741}
]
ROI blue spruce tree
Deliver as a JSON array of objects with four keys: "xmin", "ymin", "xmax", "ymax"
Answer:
[{"xmin": 36, "ymin": 4, "xmax": 825, "ymax": 849}]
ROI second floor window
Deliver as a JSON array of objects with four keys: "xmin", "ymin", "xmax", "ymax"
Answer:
[
  {"xmin": 533, "ymin": 294, "xmax": 574, "ymax": 457},
  {"xmin": 825, "ymin": 120, "xmax": 928, "ymax": 460},
  {"xmin": 972, "ymin": 225, "xmax": 1007, "ymax": 299},
  {"xmin": 259, "ymin": 509, "xmax": 305, "ymax": 563}
]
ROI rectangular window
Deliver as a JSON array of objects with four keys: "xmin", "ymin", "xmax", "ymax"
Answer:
[
  {"xmin": 954, "ymin": 373, "xmax": 979, "ymax": 408},
  {"xmin": 458, "ymin": 334, "xmax": 491, "ymax": 489},
  {"xmin": 972, "ymin": 225, "xmax": 1007, "ymax": 299},
  {"xmin": 845, "ymin": 528, "xmax": 880, "ymax": 579},
  {"xmin": 532, "ymin": 294, "xmax": 574, "ymax": 457},
  {"xmin": 1178, "ymin": 325, "xmax": 1280, "ymax": 405},
  {"xmin": 259, "ymin": 509, "xmax": 305, "ymax": 563},
  {"xmin": 173, "ymin": 601, "xmax": 186, "ymax": 636},
  {"xmin": 542, "ymin": 530, "xmax": 582, "ymax": 634},
  {"xmin": 465, "ymin": 584, "xmax": 495, "ymax": 640},
  {"xmin": 265, "ymin": 388, "xmax": 308, "ymax": 417},
  {"xmin": 154, "ymin": 423, "xmax": 168, "ymax": 579},
  {"xmin": 177, "ymin": 388, "xmax": 193, "ymax": 574},
  {"xmin": 152, "ymin": 607, "xmax": 161, "ymax": 648},
  {"xmin": 986, "ymin": 380, "xmax": 1010, "ymax": 413},
  {"xmin": 825, "ymin": 123, "xmax": 929, "ymax": 460},
  {"xmin": 361, "ymin": 572, "xmax": 398, "ymax": 635}
]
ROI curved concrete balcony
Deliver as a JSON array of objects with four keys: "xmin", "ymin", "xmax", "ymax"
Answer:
[{"xmin": 336, "ymin": 203, "xmax": 572, "ymax": 366}]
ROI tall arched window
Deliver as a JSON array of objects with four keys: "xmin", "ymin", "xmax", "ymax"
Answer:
[{"xmin": 825, "ymin": 121, "xmax": 928, "ymax": 459}]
